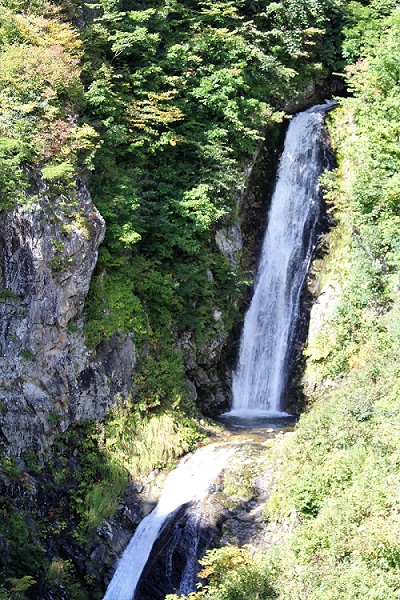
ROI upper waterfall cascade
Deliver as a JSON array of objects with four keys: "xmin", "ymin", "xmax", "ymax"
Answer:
[
  {"xmin": 103, "ymin": 443, "xmax": 234, "ymax": 600},
  {"xmin": 231, "ymin": 102, "xmax": 334, "ymax": 415}
]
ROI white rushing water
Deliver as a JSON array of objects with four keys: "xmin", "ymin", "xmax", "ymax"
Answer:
[
  {"xmin": 231, "ymin": 103, "xmax": 333, "ymax": 414},
  {"xmin": 103, "ymin": 443, "xmax": 234, "ymax": 600}
]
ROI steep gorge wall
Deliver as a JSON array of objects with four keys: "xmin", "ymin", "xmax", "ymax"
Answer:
[
  {"xmin": 187, "ymin": 80, "xmax": 342, "ymax": 417},
  {"xmin": 0, "ymin": 87, "xmax": 339, "ymax": 600},
  {"xmin": 0, "ymin": 79, "xmax": 342, "ymax": 459}
]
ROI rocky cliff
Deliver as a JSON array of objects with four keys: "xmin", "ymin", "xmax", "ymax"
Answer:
[
  {"xmin": 0, "ymin": 85, "xmax": 338, "ymax": 458},
  {"xmin": 0, "ymin": 178, "xmax": 135, "ymax": 456}
]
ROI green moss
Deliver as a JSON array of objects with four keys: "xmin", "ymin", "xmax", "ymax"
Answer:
[
  {"xmin": 1, "ymin": 455, "xmax": 22, "ymax": 479},
  {"xmin": 42, "ymin": 161, "xmax": 75, "ymax": 183},
  {"xmin": 222, "ymin": 445, "xmax": 265, "ymax": 509},
  {"xmin": 18, "ymin": 348, "xmax": 36, "ymax": 362},
  {"xmin": 0, "ymin": 289, "xmax": 20, "ymax": 302}
]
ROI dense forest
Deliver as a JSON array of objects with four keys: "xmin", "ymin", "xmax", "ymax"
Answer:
[{"xmin": 0, "ymin": 0, "xmax": 399, "ymax": 597}]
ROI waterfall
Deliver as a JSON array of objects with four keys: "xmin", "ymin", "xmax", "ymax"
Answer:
[
  {"xmin": 175, "ymin": 514, "xmax": 206, "ymax": 596},
  {"xmin": 231, "ymin": 103, "xmax": 334, "ymax": 415},
  {"xmin": 103, "ymin": 102, "xmax": 334, "ymax": 600},
  {"xmin": 103, "ymin": 444, "xmax": 234, "ymax": 600}
]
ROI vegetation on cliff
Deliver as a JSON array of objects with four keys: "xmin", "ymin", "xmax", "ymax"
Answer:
[
  {"xmin": 170, "ymin": 2, "xmax": 400, "ymax": 599},
  {"xmin": 0, "ymin": 2, "xmax": 98, "ymax": 205},
  {"xmin": 265, "ymin": 6, "xmax": 400, "ymax": 597},
  {"xmin": 81, "ymin": 0, "xmax": 346, "ymax": 407}
]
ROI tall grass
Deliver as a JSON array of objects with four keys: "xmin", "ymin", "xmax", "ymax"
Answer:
[
  {"xmin": 104, "ymin": 403, "xmax": 201, "ymax": 478},
  {"xmin": 82, "ymin": 457, "xmax": 128, "ymax": 538}
]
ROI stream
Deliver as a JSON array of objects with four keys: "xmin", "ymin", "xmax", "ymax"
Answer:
[{"xmin": 102, "ymin": 102, "xmax": 334, "ymax": 600}]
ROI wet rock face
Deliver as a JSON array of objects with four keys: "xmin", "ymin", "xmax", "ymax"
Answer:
[
  {"xmin": 284, "ymin": 123, "xmax": 336, "ymax": 414},
  {"xmin": 135, "ymin": 500, "xmax": 226, "ymax": 600},
  {"xmin": 0, "ymin": 179, "xmax": 135, "ymax": 455}
]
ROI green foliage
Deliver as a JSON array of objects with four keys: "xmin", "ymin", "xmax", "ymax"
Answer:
[
  {"xmin": 102, "ymin": 396, "xmax": 202, "ymax": 478},
  {"xmin": 341, "ymin": 0, "xmax": 395, "ymax": 62},
  {"xmin": 1, "ymin": 455, "xmax": 22, "ymax": 479},
  {"xmin": 18, "ymin": 348, "xmax": 35, "ymax": 361},
  {"xmin": 23, "ymin": 452, "xmax": 43, "ymax": 475},
  {"xmin": 82, "ymin": 0, "xmax": 347, "ymax": 362},
  {"xmin": 306, "ymin": 6, "xmax": 400, "ymax": 381},
  {"xmin": 84, "ymin": 267, "xmax": 147, "ymax": 347},
  {"xmin": 0, "ymin": 575, "xmax": 36, "ymax": 600},
  {"xmin": 166, "ymin": 546, "xmax": 275, "ymax": 600},
  {"xmin": 46, "ymin": 559, "xmax": 89, "ymax": 599},
  {"xmin": 265, "ymin": 322, "xmax": 400, "ymax": 597},
  {"xmin": 1, "ymin": 510, "xmax": 45, "ymax": 578},
  {"xmin": 0, "ymin": 2, "xmax": 98, "ymax": 208},
  {"xmin": 49, "ymin": 420, "xmax": 128, "ymax": 543},
  {"xmin": 0, "ymin": 288, "xmax": 20, "ymax": 301},
  {"xmin": 80, "ymin": 458, "xmax": 128, "ymax": 539},
  {"xmin": 41, "ymin": 161, "xmax": 75, "ymax": 183}
]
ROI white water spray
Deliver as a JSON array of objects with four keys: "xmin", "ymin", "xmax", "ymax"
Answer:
[
  {"xmin": 103, "ymin": 444, "xmax": 234, "ymax": 600},
  {"xmin": 231, "ymin": 103, "xmax": 333, "ymax": 415}
]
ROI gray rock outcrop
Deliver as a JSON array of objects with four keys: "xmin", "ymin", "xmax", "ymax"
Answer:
[{"xmin": 0, "ymin": 178, "xmax": 135, "ymax": 455}]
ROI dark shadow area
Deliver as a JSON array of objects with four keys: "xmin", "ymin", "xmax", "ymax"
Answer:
[
  {"xmin": 284, "ymin": 116, "xmax": 337, "ymax": 415},
  {"xmin": 216, "ymin": 413, "xmax": 298, "ymax": 432},
  {"xmin": 135, "ymin": 502, "xmax": 227, "ymax": 600}
]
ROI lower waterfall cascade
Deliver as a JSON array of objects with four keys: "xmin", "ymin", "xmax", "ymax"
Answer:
[
  {"xmin": 230, "ymin": 102, "xmax": 335, "ymax": 415},
  {"xmin": 103, "ymin": 444, "xmax": 234, "ymax": 600}
]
